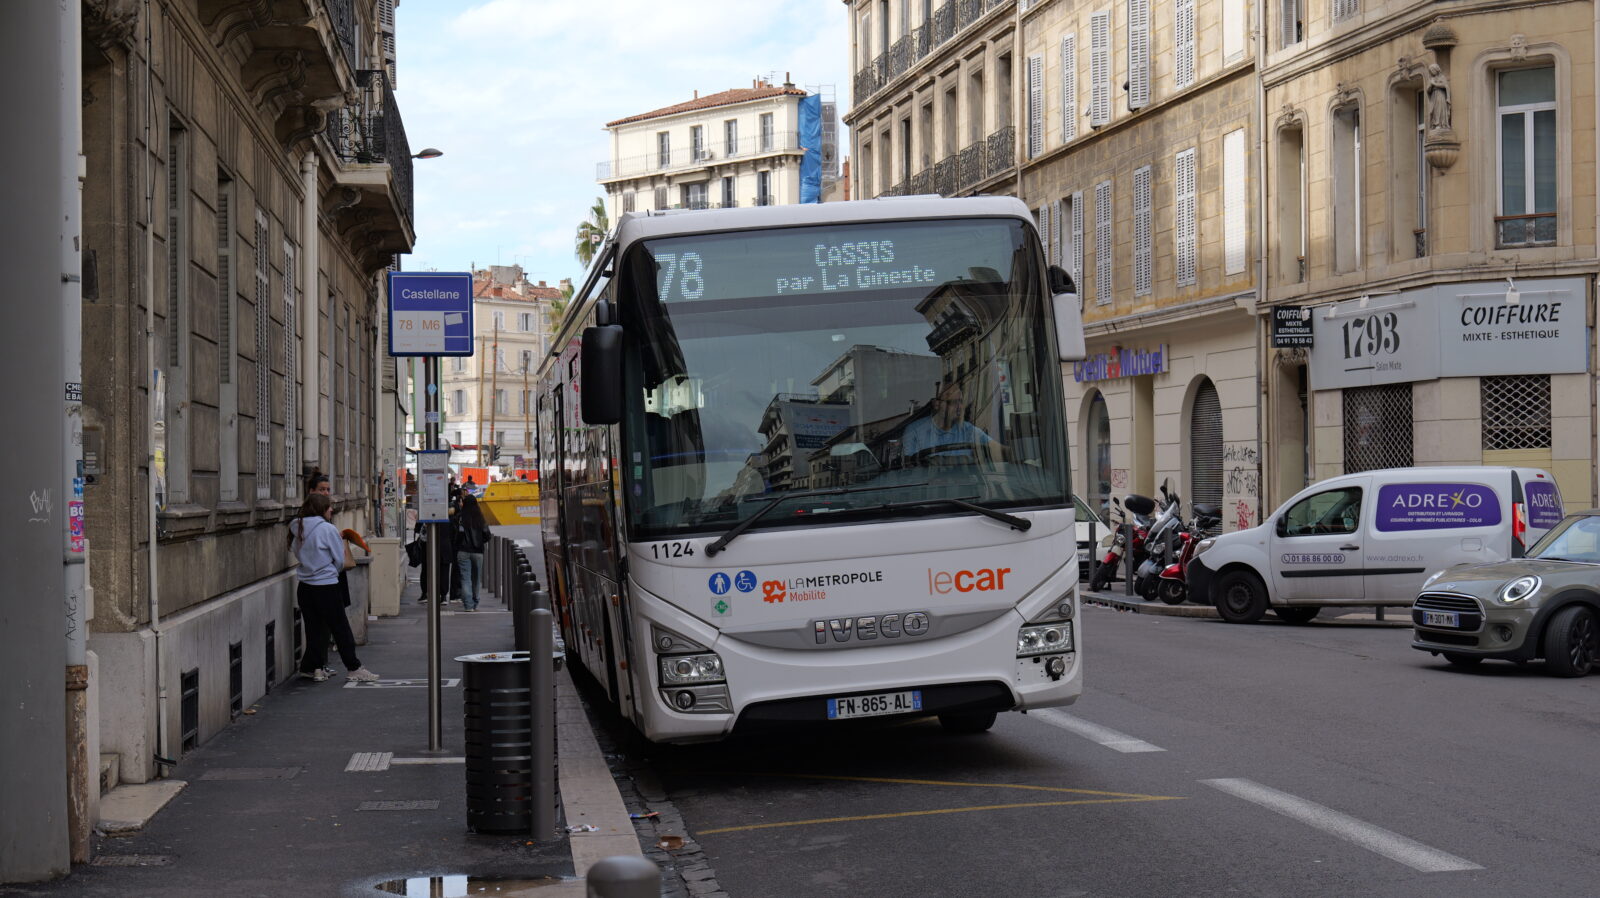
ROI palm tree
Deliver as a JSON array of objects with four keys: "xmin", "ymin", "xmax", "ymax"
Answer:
[
  {"xmin": 573, "ymin": 197, "xmax": 609, "ymax": 267},
  {"xmin": 547, "ymin": 280, "xmax": 573, "ymax": 330}
]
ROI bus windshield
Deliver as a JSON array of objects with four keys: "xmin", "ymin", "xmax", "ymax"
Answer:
[{"xmin": 617, "ymin": 217, "xmax": 1069, "ymax": 540}]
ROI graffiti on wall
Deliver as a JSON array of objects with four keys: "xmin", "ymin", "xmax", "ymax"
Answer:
[{"xmin": 1222, "ymin": 442, "xmax": 1259, "ymax": 531}]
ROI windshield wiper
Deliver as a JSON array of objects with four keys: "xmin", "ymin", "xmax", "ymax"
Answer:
[
  {"xmin": 875, "ymin": 497, "xmax": 1032, "ymax": 532},
  {"xmin": 703, "ymin": 482, "xmax": 928, "ymax": 557}
]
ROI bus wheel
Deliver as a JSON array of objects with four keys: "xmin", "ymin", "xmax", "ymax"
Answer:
[
  {"xmin": 938, "ymin": 711, "xmax": 997, "ymax": 734},
  {"xmin": 1214, "ymin": 570, "xmax": 1268, "ymax": 624}
]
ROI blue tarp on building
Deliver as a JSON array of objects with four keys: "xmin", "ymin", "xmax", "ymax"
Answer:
[{"xmin": 799, "ymin": 94, "xmax": 822, "ymax": 203}]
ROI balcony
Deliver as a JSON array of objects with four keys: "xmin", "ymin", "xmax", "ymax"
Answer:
[
  {"xmin": 852, "ymin": 0, "xmax": 1012, "ymax": 105},
  {"xmin": 324, "ymin": 77, "xmax": 417, "ymax": 273},
  {"xmin": 598, "ymin": 131, "xmax": 803, "ymax": 182},
  {"xmin": 1495, "ymin": 213, "xmax": 1556, "ymax": 248}
]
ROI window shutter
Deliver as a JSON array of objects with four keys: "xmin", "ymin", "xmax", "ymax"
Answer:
[
  {"xmin": 1281, "ymin": 0, "xmax": 1298, "ymax": 45},
  {"xmin": 1223, "ymin": 0, "xmax": 1245, "ymax": 62},
  {"xmin": 1060, "ymin": 35, "xmax": 1077, "ymax": 142},
  {"xmin": 1128, "ymin": 0, "xmax": 1151, "ymax": 109},
  {"xmin": 216, "ymin": 187, "xmax": 231, "ymax": 385},
  {"xmin": 1070, "ymin": 192, "xmax": 1085, "ymax": 288},
  {"xmin": 1094, "ymin": 179, "xmax": 1113, "ymax": 304},
  {"xmin": 1175, "ymin": 148, "xmax": 1198, "ymax": 286},
  {"xmin": 379, "ymin": 0, "xmax": 397, "ymax": 88},
  {"xmin": 1223, "ymin": 129, "xmax": 1247, "ymax": 275},
  {"xmin": 1038, "ymin": 206, "xmax": 1050, "ymax": 260},
  {"xmin": 1027, "ymin": 54, "xmax": 1045, "ymax": 158},
  {"xmin": 1090, "ymin": 12, "xmax": 1111, "ymax": 126},
  {"xmin": 1175, "ymin": 0, "xmax": 1196, "ymax": 89},
  {"xmin": 1133, "ymin": 165, "xmax": 1152, "ymax": 296},
  {"xmin": 253, "ymin": 209, "xmax": 272, "ymax": 499},
  {"xmin": 1050, "ymin": 199, "xmax": 1062, "ymax": 269},
  {"xmin": 283, "ymin": 241, "xmax": 298, "ymax": 499}
]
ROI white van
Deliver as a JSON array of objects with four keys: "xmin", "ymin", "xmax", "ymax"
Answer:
[{"xmin": 1187, "ymin": 467, "xmax": 1561, "ymax": 623}]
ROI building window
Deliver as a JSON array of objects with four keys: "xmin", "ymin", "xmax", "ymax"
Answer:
[
  {"xmin": 1133, "ymin": 165, "xmax": 1152, "ymax": 296},
  {"xmin": 1060, "ymin": 35, "xmax": 1078, "ymax": 142},
  {"xmin": 1189, "ymin": 378, "xmax": 1224, "ymax": 522},
  {"xmin": 623, "ymin": 191, "xmax": 635, "ymax": 213},
  {"xmin": 1343, "ymin": 384, "xmax": 1412, "ymax": 473},
  {"xmin": 880, "ymin": 127, "xmax": 892, "ymax": 193},
  {"xmin": 1497, "ymin": 66, "xmax": 1556, "ymax": 248},
  {"xmin": 495, "ymin": 389, "xmax": 507, "ymax": 415},
  {"xmin": 451, "ymin": 356, "xmax": 465, "ymax": 373},
  {"xmin": 721, "ymin": 176, "xmax": 735, "ymax": 208},
  {"xmin": 1331, "ymin": 0, "xmax": 1358, "ymax": 22},
  {"xmin": 1331, "ymin": 103, "xmax": 1362, "ymax": 272},
  {"xmin": 1063, "ymin": 191, "xmax": 1084, "ymax": 289},
  {"xmin": 1094, "ymin": 179, "xmax": 1113, "ymax": 304},
  {"xmin": 1224, "ymin": 128, "xmax": 1247, "ymax": 274},
  {"xmin": 1086, "ymin": 391, "xmax": 1112, "ymax": 517},
  {"xmin": 760, "ymin": 112, "xmax": 775, "ymax": 152},
  {"xmin": 681, "ymin": 182, "xmax": 707, "ymax": 209},
  {"xmin": 968, "ymin": 68, "xmax": 985, "ymax": 143},
  {"xmin": 251, "ymin": 207, "xmax": 271, "ymax": 501},
  {"xmin": 164, "ymin": 117, "xmax": 192, "ymax": 504},
  {"xmin": 1175, "ymin": 147, "xmax": 1197, "ymax": 286},
  {"xmin": 654, "ymin": 186, "xmax": 668, "ymax": 210},
  {"xmin": 1482, "ymin": 375, "xmax": 1551, "ymax": 450},
  {"xmin": 1089, "ymin": 11, "xmax": 1111, "ymax": 126},
  {"xmin": 900, "ymin": 117, "xmax": 912, "ymax": 183},
  {"xmin": 452, "ymin": 390, "xmax": 466, "ymax": 415},
  {"xmin": 1393, "ymin": 88, "xmax": 1428, "ymax": 258},
  {"xmin": 1174, "ymin": 0, "xmax": 1195, "ymax": 88},
  {"xmin": 861, "ymin": 141, "xmax": 874, "ymax": 196},
  {"xmin": 1026, "ymin": 54, "xmax": 1044, "ymax": 158},
  {"xmin": 520, "ymin": 349, "xmax": 533, "ymax": 371},
  {"xmin": 281, "ymin": 241, "xmax": 298, "ymax": 500},
  {"xmin": 725, "ymin": 119, "xmax": 738, "ymax": 156},
  {"xmin": 493, "ymin": 310, "xmax": 504, "ymax": 331},
  {"xmin": 1223, "ymin": 0, "xmax": 1245, "ymax": 63},
  {"xmin": 1281, "ymin": 0, "xmax": 1303, "ymax": 47},
  {"xmin": 216, "ymin": 173, "xmax": 239, "ymax": 502},
  {"xmin": 691, "ymin": 125, "xmax": 705, "ymax": 162},
  {"xmin": 519, "ymin": 312, "xmax": 532, "ymax": 332},
  {"xmin": 1277, "ymin": 124, "xmax": 1307, "ymax": 282},
  {"xmin": 1127, "ymin": 0, "xmax": 1150, "ymax": 109},
  {"xmin": 757, "ymin": 170, "xmax": 773, "ymax": 205},
  {"xmin": 656, "ymin": 131, "xmax": 670, "ymax": 169}
]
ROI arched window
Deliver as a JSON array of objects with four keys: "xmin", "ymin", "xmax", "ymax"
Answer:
[
  {"xmin": 1189, "ymin": 378, "xmax": 1223, "ymax": 512},
  {"xmin": 1085, "ymin": 391, "xmax": 1112, "ymax": 518}
]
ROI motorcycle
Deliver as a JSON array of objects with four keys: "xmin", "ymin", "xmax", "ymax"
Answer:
[
  {"xmin": 1133, "ymin": 484, "xmax": 1184, "ymax": 601},
  {"xmin": 1088, "ymin": 494, "xmax": 1155, "ymax": 592},
  {"xmin": 1154, "ymin": 503, "xmax": 1223, "ymax": 605}
]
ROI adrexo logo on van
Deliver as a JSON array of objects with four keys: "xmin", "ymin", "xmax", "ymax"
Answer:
[
  {"xmin": 1524, "ymin": 480, "xmax": 1564, "ymax": 529},
  {"xmin": 1374, "ymin": 483, "xmax": 1501, "ymax": 532}
]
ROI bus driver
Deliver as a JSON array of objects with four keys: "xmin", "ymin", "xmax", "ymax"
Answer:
[{"xmin": 901, "ymin": 381, "xmax": 1003, "ymax": 464}]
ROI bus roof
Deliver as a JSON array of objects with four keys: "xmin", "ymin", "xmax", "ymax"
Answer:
[{"xmin": 614, "ymin": 195, "xmax": 1034, "ymax": 247}]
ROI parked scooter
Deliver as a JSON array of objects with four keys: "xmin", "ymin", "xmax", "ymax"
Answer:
[
  {"xmin": 1133, "ymin": 484, "xmax": 1183, "ymax": 601},
  {"xmin": 1154, "ymin": 503, "xmax": 1224, "ymax": 604},
  {"xmin": 1087, "ymin": 494, "xmax": 1155, "ymax": 592}
]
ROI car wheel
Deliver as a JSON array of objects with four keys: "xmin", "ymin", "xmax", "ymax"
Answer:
[
  {"xmin": 938, "ymin": 711, "xmax": 997, "ymax": 734},
  {"xmin": 1273, "ymin": 606, "xmax": 1321, "ymax": 624},
  {"xmin": 1214, "ymin": 570, "xmax": 1268, "ymax": 624},
  {"xmin": 1442, "ymin": 653, "xmax": 1483, "ymax": 668},
  {"xmin": 1543, "ymin": 605, "xmax": 1598, "ymax": 678}
]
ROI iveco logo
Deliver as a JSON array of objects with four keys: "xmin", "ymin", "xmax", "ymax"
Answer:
[{"xmin": 812, "ymin": 611, "xmax": 930, "ymax": 644}]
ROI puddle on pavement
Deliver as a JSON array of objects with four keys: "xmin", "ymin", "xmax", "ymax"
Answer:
[{"xmin": 373, "ymin": 874, "xmax": 569, "ymax": 896}]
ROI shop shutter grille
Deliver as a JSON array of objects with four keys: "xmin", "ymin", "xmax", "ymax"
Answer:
[
  {"xmin": 1343, "ymin": 384, "xmax": 1412, "ymax": 473},
  {"xmin": 1481, "ymin": 375, "xmax": 1551, "ymax": 450},
  {"xmin": 229, "ymin": 641, "xmax": 244, "ymax": 719},
  {"xmin": 1190, "ymin": 379, "xmax": 1224, "ymax": 529},
  {"xmin": 264, "ymin": 621, "xmax": 276, "ymax": 694}
]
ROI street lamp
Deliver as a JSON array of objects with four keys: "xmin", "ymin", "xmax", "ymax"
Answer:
[{"xmin": 413, "ymin": 147, "xmax": 443, "ymax": 159}]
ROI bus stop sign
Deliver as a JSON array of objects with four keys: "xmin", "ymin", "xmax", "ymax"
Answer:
[{"xmin": 387, "ymin": 271, "xmax": 474, "ymax": 356}]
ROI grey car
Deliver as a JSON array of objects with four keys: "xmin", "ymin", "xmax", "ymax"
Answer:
[{"xmin": 1412, "ymin": 510, "xmax": 1600, "ymax": 676}]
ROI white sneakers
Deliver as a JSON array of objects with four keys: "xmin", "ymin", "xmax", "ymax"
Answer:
[
  {"xmin": 346, "ymin": 667, "xmax": 381, "ymax": 683},
  {"xmin": 302, "ymin": 669, "xmax": 328, "ymax": 682}
]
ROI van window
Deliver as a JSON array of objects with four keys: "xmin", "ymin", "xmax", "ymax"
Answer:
[{"xmin": 1282, "ymin": 487, "xmax": 1362, "ymax": 536}]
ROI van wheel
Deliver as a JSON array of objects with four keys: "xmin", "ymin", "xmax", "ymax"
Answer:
[
  {"xmin": 1273, "ymin": 606, "xmax": 1321, "ymax": 624},
  {"xmin": 1214, "ymin": 571, "xmax": 1268, "ymax": 624},
  {"xmin": 938, "ymin": 711, "xmax": 997, "ymax": 734},
  {"xmin": 1442, "ymin": 653, "xmax": 1483, "ymax": 668},
  {"xmin": 1543, "ymin": 606, "xmax": 1598, "ymax": 678}
]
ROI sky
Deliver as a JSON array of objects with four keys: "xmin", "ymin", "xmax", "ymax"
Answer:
[{"xmin": 396, "ymin": 0, "xmax": 850, "ymax": 286}]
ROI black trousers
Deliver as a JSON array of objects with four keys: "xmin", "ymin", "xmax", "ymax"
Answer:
[{"xmin": 298, "ymin": 580, "xmax": 361, "ymax": 673}]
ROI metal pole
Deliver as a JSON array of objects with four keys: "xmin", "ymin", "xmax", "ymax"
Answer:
[
  {"xmin": 425, "ymin": 356, "xmax": 443, "ymax": 751},
  {"xmin": 1124, "ymin": 522, "xmax": 1134, "ymax": 596},
  {"xmin": 1086, "ymin": 521, "xmax": 1097, "ymax": 589},
  {"xmin": 530, "ymin": 604, "xmax": 556, "ymax": 839}
]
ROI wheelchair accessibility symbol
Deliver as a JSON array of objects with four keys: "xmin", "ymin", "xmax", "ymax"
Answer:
[
  {"xmin": 734, "ymin": 570, "xmax": 757, "ymax": 593},
  {"xmin": 708, "ymin": 572, "xmax": 732, "ymax": 595}
]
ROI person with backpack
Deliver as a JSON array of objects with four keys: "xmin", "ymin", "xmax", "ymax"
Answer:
[
  {"xmin": 453, "ymin": 493, "xmax": 492, "ymax": 611},
  {"xmin": 291, "ymin": 492, "xmax": 379, "ymax": 682}
]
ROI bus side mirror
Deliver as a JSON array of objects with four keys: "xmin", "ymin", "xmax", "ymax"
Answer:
[
  {"xmin": 1048, "ymin": 265, "xmax": 1086, "ymax": 362},
  {"xmin": 580, "ymin": 325, "xmax": 624, "ymax": 425}
]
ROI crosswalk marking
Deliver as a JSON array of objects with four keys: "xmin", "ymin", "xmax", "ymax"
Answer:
[
  {"xmin": 1202, "ymin": 778, "xmax": 1482, "ymax": 873},
  {"xmin": 1030, "ymin": 709, "xmax": 1166, "ymax": 752}
]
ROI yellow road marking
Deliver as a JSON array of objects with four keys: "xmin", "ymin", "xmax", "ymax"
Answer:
[{"xmin": 686, "ymin": 772, "xmax": 1184, "ymax": 835}]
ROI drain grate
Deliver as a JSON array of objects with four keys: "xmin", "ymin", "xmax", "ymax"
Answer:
[
  {"xmin": 359, "ymin": 800, "xmax": 440, "ymax": 811},
  {"xmin": 200, "ymin": 767, "xmax": 302, "ymax": 781},
  {"xmin": 92, "ymin": 854, "xmax": 173, "ymax": 867}
]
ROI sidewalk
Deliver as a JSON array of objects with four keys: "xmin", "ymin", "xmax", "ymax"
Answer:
[
  {"xmin": 18, "ymin": 575, "xmax": 643, "ymax": 898},
  {"xmin": 1084, "ymin": 585, "xmax": 1412, "ymax": 625}
]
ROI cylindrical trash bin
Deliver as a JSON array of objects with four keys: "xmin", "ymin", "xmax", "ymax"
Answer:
[{"xmin": 457, "ymin": 651, "xmax": 533, "ymax": 833}]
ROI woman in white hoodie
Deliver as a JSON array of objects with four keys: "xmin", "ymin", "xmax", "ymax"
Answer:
[{"xmin": 291, "ymin": 492, "xmax": 379, "ymax": 683}]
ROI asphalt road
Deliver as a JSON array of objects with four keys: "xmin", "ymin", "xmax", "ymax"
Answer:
[{"xmin": 596, "ymin": 604, "xmax": 1600, "ymax": 898}]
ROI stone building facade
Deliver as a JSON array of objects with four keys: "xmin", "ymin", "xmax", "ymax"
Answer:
[{"xmin": 80, "ymin": 0, "xmax": 415, "ymax": 786}]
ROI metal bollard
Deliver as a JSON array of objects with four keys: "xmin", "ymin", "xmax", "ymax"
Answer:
[
  {"xmin": 529, "ymin": 605, "xmax": 557, "ymax": 842},
  {"xmin": 1086, "ymin": 520, "xmax": 1097, "ymax": 588},
  {"xmin": 531, "ymin": 585, "xmax": 550, "ymax": 614},
  {"xmin": 585, "ymin": 855, "xmax": 659, "ymax": 898},
  {"xmin": 1124, "ymin": 522, "xmax": 1135, "ymax": 596}
]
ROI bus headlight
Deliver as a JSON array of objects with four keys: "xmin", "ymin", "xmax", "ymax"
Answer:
[
  {"xmin": 660, "ymin": 653, "xmax": 725, "ymax": 685},
  {"xmin": 1017, "ymin": 622, "xmax": 1074, "ymax": 657}
]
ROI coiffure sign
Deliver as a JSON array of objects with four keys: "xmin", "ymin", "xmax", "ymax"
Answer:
[
  {"xmin": 1072, "ymin": 344, "xmax": 1168, "ymax": 383},
  {"xmin": 1374, "ymin": 483, "xmax": 1502, "ymax": 532},
  {"xmin": 1309, "ymin": 277, "xmax": 1586, "ymax": 390}
]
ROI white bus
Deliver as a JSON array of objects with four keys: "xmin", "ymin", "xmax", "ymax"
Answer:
[{"xmin": 536, "ymin": 196, "xmax": 1086, "ymax": 743}]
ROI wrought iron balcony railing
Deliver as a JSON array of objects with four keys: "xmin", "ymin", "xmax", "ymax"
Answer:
[
  {"xmin": 597, "ymin": 131, "xmax": 802, "ymax": 180},
  {"xmin": 324, "ymin": 77, "xmax": 414, "ymax": 223},
  {"xmin": 852, "ymin": 0, "xmax": 1010, "ymax": 105}
]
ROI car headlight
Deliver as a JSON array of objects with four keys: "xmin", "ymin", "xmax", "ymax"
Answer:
[
  {"xmin": 1193, "ymin": 538, "xmax": 1216, "ymax": 559},
  {"xmin": 1421, "ymin": 569, "xmax": 1448, "ymax": 590},
  {"xmin": 1017, "ymin": 622, "xmax": 1074, "ymax": 656},
  {"xmin": 659, "ymin": 653, "xmax": 725, "ymax": 685},
  {"xmin": 1495, "ymin": 576, "xmax": 1541, "ymax": 606}
]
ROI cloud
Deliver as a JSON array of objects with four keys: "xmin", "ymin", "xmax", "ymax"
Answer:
[{"xmin": 396, "ymin": 0, "xmax": 848, "ymax": 279}]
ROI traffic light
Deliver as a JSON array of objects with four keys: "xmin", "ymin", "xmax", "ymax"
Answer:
[{"xmin": 490, "ymin": 444, "xmax": 501, "ymax": 464}]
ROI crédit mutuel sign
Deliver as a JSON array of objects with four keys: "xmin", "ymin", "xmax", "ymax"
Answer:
[{"xmin": 1072, "ymin": 344, "xmax": 1169, "ymax": 383}]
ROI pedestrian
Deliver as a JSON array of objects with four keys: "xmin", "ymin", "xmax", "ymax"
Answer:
[
  {"xmin": 453, "ymin": 493, "xmax": 491, "ymax": 611},
  {"xmin": 291, "ymin": 492, "xmax": 379, "ymax": 682}
]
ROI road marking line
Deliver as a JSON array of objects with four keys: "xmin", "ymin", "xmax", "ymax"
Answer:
[
  {"xmin": 698, "ymin": 795, "xmax": 1181, "ymax": 835},
  {"xmin": 1201, "ymin": 778, "xmax": 1482, "ymax": 873},
  {"xmin": 390, "ymin": 756, "xmax": 466, "ymax": 766},
  {"xmin": 345, "ymin": 752, "xmax": 392, "ymax": 772},
  {"xmin": 1031, "ymin": 709, "xmax": 1167, "ymax": 752}
]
